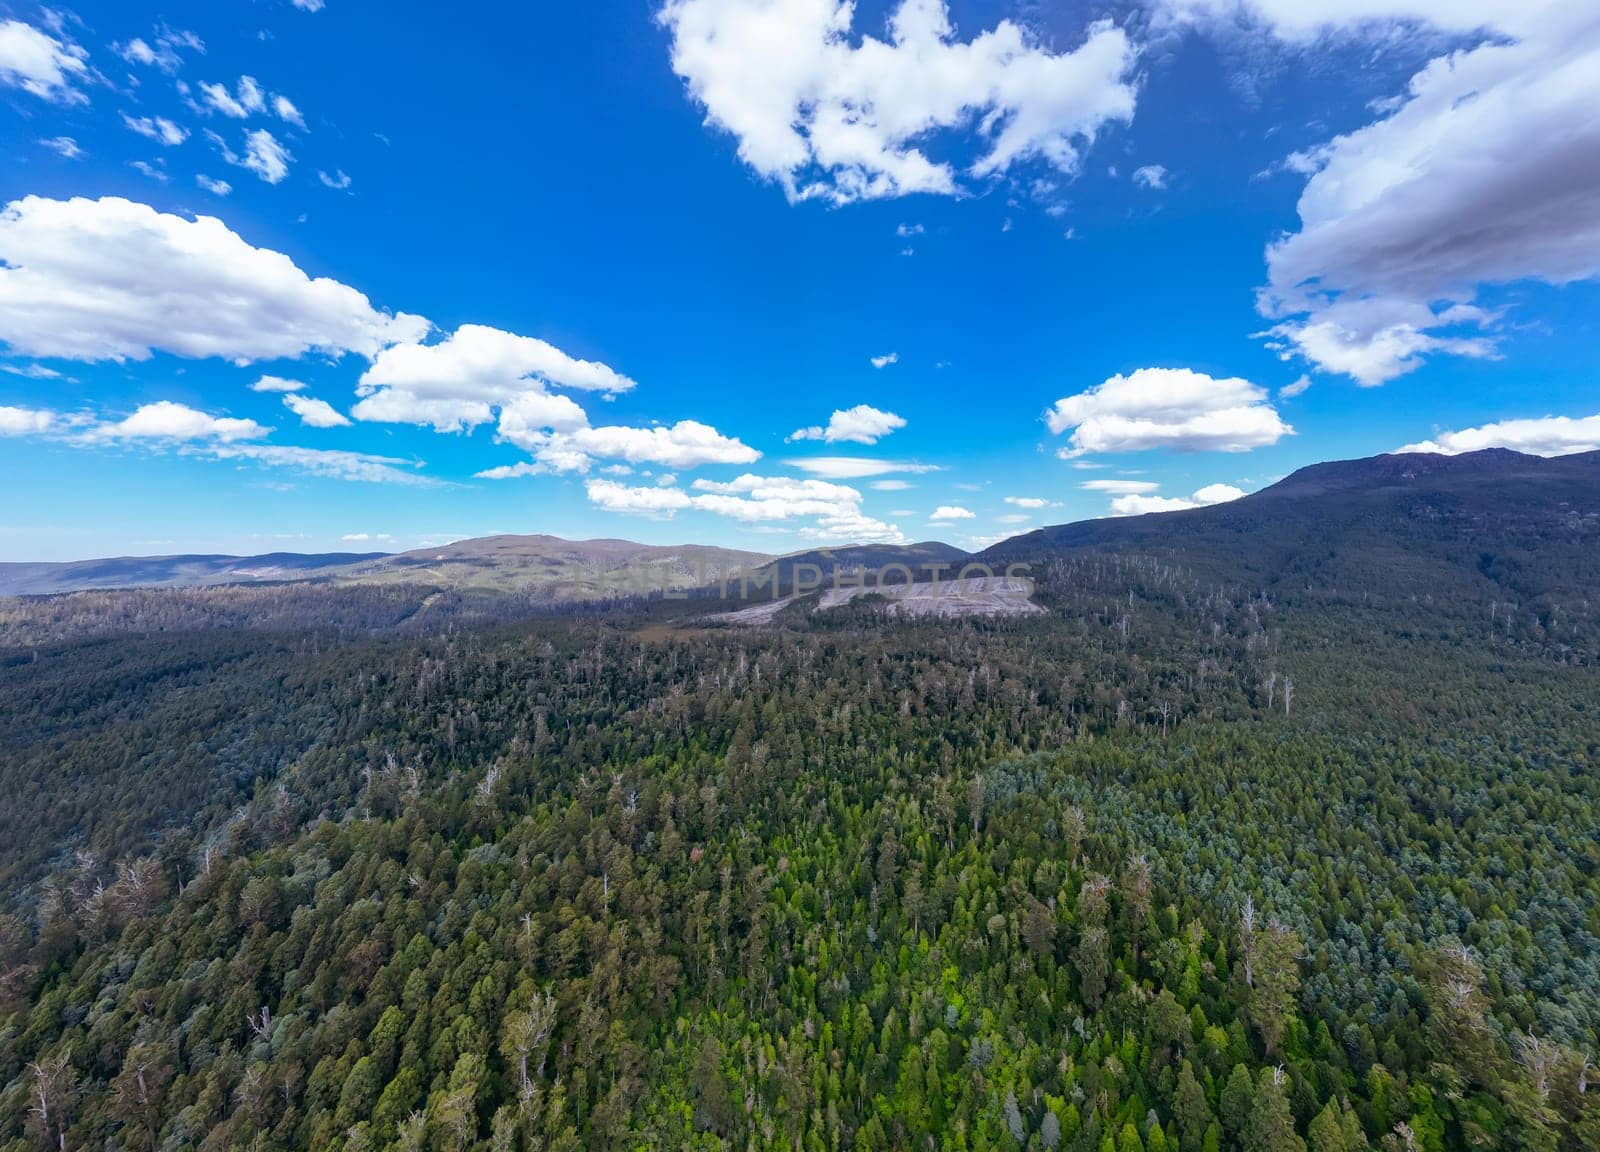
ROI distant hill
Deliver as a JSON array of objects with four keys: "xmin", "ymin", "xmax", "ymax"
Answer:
[
  {"xmin": 333, "ymin": 535, "xmax": 773, "ymax": 599},
  {"xmin": 0, "ymin": 535, "xmax": 774, "ymax": 601},
  {"xmin": 0, "ymin": 551, "xmax": 386, "ymax": 597},
  {"xmin": 982, "ymin": 448, "xmax": 1600, "ymax": 606}
]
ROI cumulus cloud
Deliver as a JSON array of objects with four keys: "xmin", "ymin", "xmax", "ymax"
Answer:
[
  {"xmin": 546, "ymin": 422, "xmax": 761, "ymax": 471},
  {"xmin": 86, "ymin": 400, "xmax": 268, "ymax": 443},
  {"xmin": 274, "ymin": 95, "xmax": 306, "ymax": 128},
  {"xmin": 472, "ymin": 420, "xmax": 758, "ymax": 476},
  {"xmin": 1397, "ymin": 413, "xmax": 1600, "ymax": 458},
  {"xmin": 196, "ymin": 175, "xmax": 232, "ymax": 196},
  {"xmin": 789, "ymin": 456, "xmax": 942, "ymax": 479},
  {"xmin": 870, "ymin": 352, "xmax": 899, "ymax": 369},
  {"xmin": 40, "ymin": 136, "xmax": 83, "ymax": 159},
  {"xmin": 1243, "ymin": 5, "xmax": 1600, "ymax": 384},
  {"xmin": 1109, "ymin": 482, "xmax": 1246, "ymax": 516},
  {"xmin": 929, "ymin": 505, "xmax": 975, "ymax": 521},
  {"xmin": 0, "ymin": 18, "xmax": 89, "ymax": 103},
  {"xmin": 789, "ymin": 404, "xmax": 907, "ymax": 445},
  {"xmin": 251, "ymin": 375, "xmax": 306, "ymax": 393},
  {"xmin": 1131, "ymin": 164, "xmax": 1168, "ymax": 189},
  {"xmin": 1046, "ymin": 367, "xmax": 1292, "ymax": 455},
  {"xmin": 658, "ymin": 0, "xmax": 1138, "ymax": 204},
  {"xmin": 318, "ymin": 169, "xmax": 353, "ymax": 191},
  {"xmin": 0, "ymin": 196, "xmax": 427, "ymax": 363},
  {"xmin": 0, "ymin": 405, "xmax": 56, "ymax": 436},
  {"xmin": 283, "ymin": 394, "xmax": 351, "ymax": 428},
  {"xmin": 352, "ymin": 323, "xmax": 716, "ymax": 470},
  {"xmin": 1004, "ymin": 496, "xmax": 1058, "ymax": 508},
  {"xmin": 199, "ymin": 76, "xmax": 266, "ymax": 119},
  {"xmin": 587, "ymin": 473, "xmax": 906, "ymax": 542},
  {"xmin": 358, "ymin": 324, "xmax": 634, "ymax": 427},
  {"xmin": 122, "ymin": 114, "xmax": 189, "ymax": 146},
  {"xmin": 212, "ymin": 128, "xmax": 292, "ymax": 183},
  {"xmin": 115, "ymin": 27, "xmax": 203, "ymax": 74}
]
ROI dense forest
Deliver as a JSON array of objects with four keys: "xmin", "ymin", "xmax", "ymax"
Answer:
[{"xmin": 1, "ymin": 454, "xmax": 1598, "ymax": 1151}]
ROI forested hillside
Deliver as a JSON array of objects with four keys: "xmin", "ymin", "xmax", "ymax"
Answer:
[{"xmin": 1, "ymin": 454, "xmax": 1598, "ymax": 1151}]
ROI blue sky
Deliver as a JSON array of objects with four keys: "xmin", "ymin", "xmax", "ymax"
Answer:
[{"xmin": 1, "ymin": 0, "xmax": 1597, "ymax": 560}]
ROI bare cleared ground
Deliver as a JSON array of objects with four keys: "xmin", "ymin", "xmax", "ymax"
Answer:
[{"xmin": 709, "ymin": 576, "xmax": 1043, "ymax": 625}]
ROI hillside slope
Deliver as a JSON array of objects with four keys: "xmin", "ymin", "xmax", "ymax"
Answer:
[{"xmin": 984, "ymin": 449, "xmax": 1600, "ymax": 609}]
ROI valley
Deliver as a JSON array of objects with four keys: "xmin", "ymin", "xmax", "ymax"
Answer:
[{"xmin": 0, "ymin": 450, "xmax": 1596, "ymax": 1151}]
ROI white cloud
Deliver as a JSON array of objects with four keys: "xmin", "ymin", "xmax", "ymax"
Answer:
[
  {"xmin": 1247, "ymin": 6, "xmax": 1600, "ymax": 384},
  {"xmin": 205, "ymin": 443, "xmax": 438, "ymax": 486},
  {"xmin": 356, "ymin": 326, "xmax": 757, "ymax": 473},
  {"xmin": 1398, "ymin": 413, "xmax": 1600, "ymax": 457},
  {"xmin": 237, "ymin": 129, "xmax": 291, "ymax": 183},
  {"xmin": 658, "ymin": 0, "xmax": 1138, "ymax": 204},
  {"xmin": 318, "ymin": 169, "xmax": 352, "ymax": 191},
  {"xmin": 896, "ymin": 223, "xmax": 924, "ymax": 237},
  {"xmin": 0, "ymin": 18, "xmax": 88, "ymax": 103},
  {"xmin": 1279, "ymin": 374, "xmax": 1311, "ymax": 398},
  {"xmin": 871, "ymin": 479, "xmax": 912, "ymax": 491},
  {"xmin": 0, "ymin": 363, "xmax": 61, "ymax": 380},
  {"xmin": 0, "ymin": 196, "xmax": 427, "ymax": 363},
  {"xmin": 117, "ymin": 38, "xmax": 157, "ymax": 66},
  {"xmin": 130, "ymin": 160, "xmax": 169, "ymax": 183},
  {"xmin": 475, "ymin": 461, "xmax": 546, "ymax": 480},
  {"xmin": 283, "ymin": 394, "xmax": 351, "ymax": 428},
  {"xmin": 1108, "ymin": 482, "xmax": 1246, "ymax": 516},
  {"xmin": 585, "ymin": 479, "xmax": 695, "ymax": 518},
  {"xmin": 1132, "ymin": 164, "xmax": 1168, "ymax": 189},
  {"xmin": 251, "ymin": 375, "xmax": 307, "ymax": 393},
  {"xmin": 870, "ymin": 352, "xmax": 899, "ymax": 369},
  {"xmin": 546, "ymin": 422, "xmax": 761, "ymax": 471},
  {"xmin": 115, "ymin": 28, "xmax": 203, "ymax": 74},
  {"xmin": 930, "ymin": 505, "xmax": 975, "ymax": 521},
  {"xmin": 588, "ymin": 473, "xmax": 906, "ymax": 542},
  {"xmin": 199, "ymin": 76, "xmax": 266, "ymax": 119},
  {"xmin": 196, "ymin": 174, "xmax": 232, "ymax": 196},
  {"xmin": 789, "ymin": 456, "xmax": 941, "ymax": 479},
  {"xmin": 354, "ymin": 323, "xmax": 635, "ymax": 438},
  {"xmin": 122, "ymin": 114, "xmax": 189, "ymax": 146},
  {"xmin": 1046, "ymin": 367, "xmax": 1292, "ymax": 455},
  {"xmin": 40, "ymin": 136, "xmax": 83, "ymax": 159},
  {"xmin": 361, "ymin": 324, "xmax": 632, "ymax": 409},
  {"xmin": 87, "ymin": 400, "xmax": 268, "ymax": 443},
  {"xmin": 1080, "ymin": 479, "xmax": 1160, "ymax": 495},
  {"xmin": 293, "ymin": 0, "xmax": 326, "ymax": 10},
  {"xmin": 1158, "ymin": 1, "xmax": 1560, "ymax": 41},
  {"xmin": 0, "ymin": 405, "xmax": 56, "ymax": 436},
  {"xmin": 789, "ymin": 403, "xmax": 907, "ymax": 445},
  {"xmin": 274, "ymin": 94, "xmax": 306, "ymax": 128},
  {"xmin": 3, "ymin": 396, "xmax": 439, "ymax": 485},
  {"xmin": 1004, "ymin": 495, "xmax": 1057, "ymax": 508}
]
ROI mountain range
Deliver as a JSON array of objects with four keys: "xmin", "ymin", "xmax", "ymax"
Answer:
[{"xmin": 3, "ymin": 450, "xmax": 1596, "ymax": 610}]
